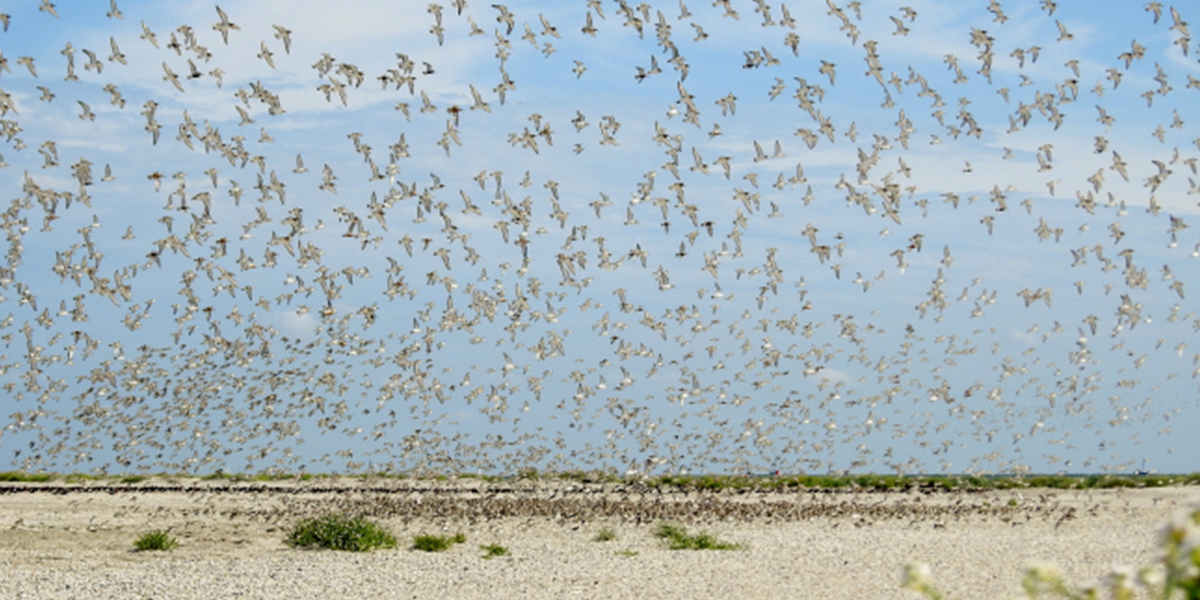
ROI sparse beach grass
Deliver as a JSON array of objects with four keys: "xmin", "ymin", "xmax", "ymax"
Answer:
[
  {"xmin": 133, "ymin": 530, "xmax": 178, "ymax": 552},
  {"xmin": 480, "ymin": 543, "xmax": 509, "ymax": 558},
  {"xmin": 412, "ymin": 532, "xmax": 466, "ymax": 552},
  {"xmin": 654, "ymin": 522, "xmax": 741, "ymax": 550},
  {"xmin": 593, "ymin": 526, "xmax": 617, "ymax": 542},
  {"xmin": 285, "ymin": 514, "xmax": 397, "ymax": 552}
]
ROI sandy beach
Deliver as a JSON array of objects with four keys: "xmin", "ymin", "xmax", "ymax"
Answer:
[{"xmin": 0, "ymin": 478, "xmax": 1195, "ymax": 599}]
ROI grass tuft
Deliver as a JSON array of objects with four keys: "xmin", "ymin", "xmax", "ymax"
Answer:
[
  {"xmin": 480, "ymin": 543, "xmax": 509, "ymax": 558},
  {"xmin": 133, "ymin": 529, "xmax": 178, "ymax": 551},
  {"xmin": 655, "ymin": 522, "xmax": 741, "ymax": 550},
  {"xmin": 593, "ymin": 526, "xmax": 618, "ymax": 542},
  {"xmin": 412, "ymin": 532, "xmax": 466, "ymax": 552},
  {"xmin": 285, "ymin": 514, "xmax": 397, "ymax": 552}
]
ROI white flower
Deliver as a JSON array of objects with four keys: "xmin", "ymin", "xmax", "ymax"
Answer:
[
  {"xmin": 1025, "ymin": 561, "xmax": 1061, "ymax": 581},
  {"xmin": 1106, "ymin": 565, "xmax": 1135, "ymax": 598},
  {"xmin": 903, "ymin": 562, "xmax": 933, "ymax": 588},
  {"xmin": 1137, "ymin": 565, "xmax": 1164, "ymax": 588},
  {"xmin": 1181, "ymin": 524, "xmax": 1200, "ymax": 556}
]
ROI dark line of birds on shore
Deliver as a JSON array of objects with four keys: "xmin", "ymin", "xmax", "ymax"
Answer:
[{"xmin": 0, "ymin": 480, "xmax": 1086, "ymax": 526}]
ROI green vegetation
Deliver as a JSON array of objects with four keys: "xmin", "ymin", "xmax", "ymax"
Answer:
[
  {"xmin": 133, "ymin": 530, "xmax": 178, "ymax": 551},
  {"xmin": 615, "ymin": 548, "xmax": 639, "ymax": 557},
  {"xmin": 461, "ymin": 470, "xmax": 620, "ymax": 484},
  {"xmin": 554, "ymin": 470, "xmax": 623, "ymax": 484},
  {"xmin": 202, "ymin": 471, "xmax": 328, "ymax": 482},
  {"xmin": 412, "ymin": 532, "xmax": 467, "ymax": 552},
  {"xmin": 480, "ymin": 543, "xmax": 509, "ymax": 558},
  {"xmin": 285, "ymin": 514, "xmax": 397, "ymax": 552},
  {"xmin": 654, "ymin": 522, "xmax": 741, "ymax": 550},
  {"xmin": 594, "ymin": 526, "xmax": 618, "ymax": 542},
  {"xmin": 0, "ymin": 471, "xmax": 54, "ymax": 482},
  {"xmin": 62, "ymin": 473, "xmax": 108, "ymax": 483},
  {"xmin": 457, "ymin": 472, "xmax": 507, "ymax": 483},
  {"xmin": 904, "ymin": 505, "xmax": 1200, "ymax": 600}
]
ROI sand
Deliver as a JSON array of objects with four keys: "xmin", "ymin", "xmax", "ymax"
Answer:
[{"xmin": 1, "ymin": 478, "xmax": 1195, "ymax": 599}]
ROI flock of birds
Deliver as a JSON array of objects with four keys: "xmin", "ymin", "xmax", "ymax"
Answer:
[
  {"xmin": 0, "ymin": 0, "xmax": 1197, "ymax": 477},
  {"xmin": 300, "ymin": 482, "xmax": 1083, "ymax": 526}
]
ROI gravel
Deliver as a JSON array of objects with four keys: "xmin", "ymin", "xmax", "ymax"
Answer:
[{"xmin": 1, "ymin": 479, "xmax": 1195, "ymax": 599}]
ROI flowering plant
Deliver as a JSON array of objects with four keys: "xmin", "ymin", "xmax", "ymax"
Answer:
[{"xmin": 903, "ymin": 505, "xmax": 1200, "ymax": 600}]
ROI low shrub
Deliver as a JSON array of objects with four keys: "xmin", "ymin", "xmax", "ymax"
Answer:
[{"xmin": 285, "ymin": 514, "xmax": 397, "ymax": 552}]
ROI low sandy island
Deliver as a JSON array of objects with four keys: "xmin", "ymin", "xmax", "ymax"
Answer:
[{"xmin": 1, "ymin": 477, "xmax": 1196, "ymax": 599}]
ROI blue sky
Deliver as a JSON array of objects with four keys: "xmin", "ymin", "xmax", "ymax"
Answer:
[{"xmin": 0, "ymin": 0, "xmax": 1197, "ymax": 476}]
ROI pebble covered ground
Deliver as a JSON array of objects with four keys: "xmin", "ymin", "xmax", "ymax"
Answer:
[{"xmin": 1, "ymin": 478, "xmax": 1195, "ymax": 599}]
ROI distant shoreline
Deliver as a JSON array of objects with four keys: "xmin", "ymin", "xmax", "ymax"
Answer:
[{"xmin": 3, "ymin": 470, "xmax": 1198, "ymax": 493}]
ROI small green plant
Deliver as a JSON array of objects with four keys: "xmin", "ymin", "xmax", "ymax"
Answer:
[
  {"xmin": 412, "ymin": 532, "xmax": 466, "ymax": 552},
  {"xmin": 133, "ymin": 529, "xmax": 178, "ymax": 551},
  {"xmin": 616, "ymin": 548, "xmax": 639, "ymax": 557},
  {"xmin": 903, "ymin": 505, "xmax": 1200, "ymax": 600},
  {"xmin": 285, "ymin": 514, "xmax": 397, "ymax": 552},
  {"xmin": 480, "ymin": 543, "xmax": 509, "ymax": 558},
  {"xmin": 594, "ymin": 526, "xmax": 618, "ymax": 542},
  {"xmin": 654, "ymin": 522, "xmax": 741, "ymax": 550},
  {"xmin": 63, "ymin": 473, "xmax": 104, "ymax": 483},
  {"xmin": 557, "ymin": 470, "xmax": 622, "ymax": 484}
]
